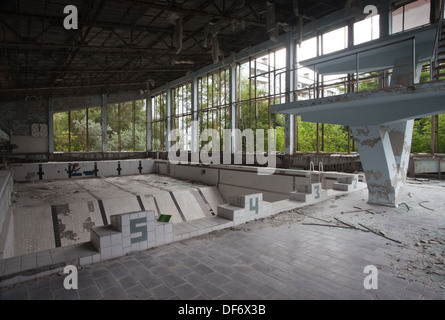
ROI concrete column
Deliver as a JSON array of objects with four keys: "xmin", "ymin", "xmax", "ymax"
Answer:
[
  {"xmin": 101, "ymin": 94, "xmax": 108, "ymax": 153},
  {"xmin": 285, "ymin": 35, "xmax": 296, "ymax": 155},
  {"xmin": 48, "ymin": 98, "xmax": 54, "ymax": 153},
  {"xmin": 229, "ymin": 65, "xmax": 237, "ymax": 153},
  {"xmin": 146, "ymin": 95, "xmax": 152, "ymax": 151},
  {"xmin": 380, "ymin": 0, "xmax": 391, "ymax": 37},
  {"xmin": 352, "ymin": 53, "xmax": 422, "ymax": 207},
  {"xmin": 191, "ymin": 76, "xmax": 200, "ymax": 162},
  {"xmin": 352, "ymin": 121, "xmax": 414, "ymax": 207},
  {"xmin": 166, "ymin": 87, "xmax": 172, "ymax": 151}
]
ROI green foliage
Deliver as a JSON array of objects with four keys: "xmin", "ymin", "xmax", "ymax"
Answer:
[
  {"xmin": 412, "ymin": 115, "xmax": 445, "ymax": 153},
  {"xmin": 54, "ymin": 101, "xmax": 146, "ymax": 153},
  {"xmin": 107, "ymin": 101, "xmax": 147, "ymax": 152},
  {"xmin": 296, "ymin": 119, "xmax": 352, "ymax": 153},
  {"xmin": 53, "ymin": 65, "xmax": 444, "ymax": 155}
]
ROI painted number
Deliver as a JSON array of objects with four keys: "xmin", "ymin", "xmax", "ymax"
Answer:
[
  {"xmin": 364, "ymin": 265, "xmax": 378, "ymax": 290},
  {"xmin": 314, "ymin": 185, "xmax": 320, "ymax": 200},
  {"xmin": 130, "ymin": 217, "xmax": 148, "ymax": 244},
  {"xmin": 364, "ymin": 5, "xmax": 378, "ymax": 19},
  {"xmin": 250, "ymin": 198, "xmax": 259, "ymax": 215}
]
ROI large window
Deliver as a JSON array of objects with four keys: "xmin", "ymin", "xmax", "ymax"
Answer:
[
  {"xmin": 322, "ymin": 26, "xmax": 348, "ymax": 55},
  {"xmin": 236, "ymin": 48, "xmax": 287, "ymax": 151},
  {"xmin": 354, "ymin": 15, "xmax": 380, "ymax": 45},
  {"xmin": 198, "ymin": 69, "xmax": 230, "ymax": 149},
  {"xmin": 172, "ymin": 83, "xmax": 192, "ymax": 151},
  {"xmin": 53, "ymin": 107, "xmax": 102, "ymax": 152},
  {"xmin": 295, "ymin": 31, "xmax": 354, "ymax": 153},
  {"xmin": 392, "ymin": 0, "xmax": 431, "ymax": 33},
  {"xmin": 54, "ymin": 101, "xmax": 146, "ymax": 153},
  {"xmin": 107, "ymin": 101, "xmax": 147, "ymax": 152},
  {"xmin": 412, "ymin": 115, "xmax": 445, "ymax": 153},
  {"xmin": 151, "ymin": 92, "xmax": 167, "ymax": 151}
]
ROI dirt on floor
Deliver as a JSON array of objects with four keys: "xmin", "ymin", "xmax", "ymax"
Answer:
[
  {"xmin": 231, "ymin": 178, "xmax": 445, "ymax": 291},
  {"xmin": 11, "ymin": 174, "xmax": 210, "ymax": 207}
]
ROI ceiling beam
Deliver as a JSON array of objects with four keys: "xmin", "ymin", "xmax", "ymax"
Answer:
[{"xmin": 1, "ymin": 41, "xmax": 205, "ymax": 54}]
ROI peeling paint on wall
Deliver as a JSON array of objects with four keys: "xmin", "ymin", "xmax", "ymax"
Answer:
[
  {"xmin": 352, "ymin": 119, "xmax": 414, "ymax": 207},
  {"xmin": 0, "ymin": 100, "xmax": 48, "ymax": 135},
  {"xmin": 365, "ymin": 170, "xmax": 383, "ymax": 181},
  {"xmin": 361, "ymin": 137, "xmax": 381, "ymax": 148}
]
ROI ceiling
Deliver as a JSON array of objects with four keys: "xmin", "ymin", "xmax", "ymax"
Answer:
[{"xmin": 0, "ymin": 0, "xmax": 348, "ymax": 101}]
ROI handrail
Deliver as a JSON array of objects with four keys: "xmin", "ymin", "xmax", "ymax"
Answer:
[
  {"xmin": 431, "ymin": 0, "xmax": 444, "ymax": 74},
  {"xmin": 277, "ymin": 36, "xmax": 416, "ymax": 76},
  {"xmin": 274, "ymin": 36, "xmax": 417, "ymax": 97}
]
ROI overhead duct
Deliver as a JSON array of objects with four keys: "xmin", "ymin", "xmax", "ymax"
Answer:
[
  {"xmin": 203, "ymin": 23, "xmax": 210, "ymax": 48},
  {"xmin": 267, "ymin": 1, "xmax": 279, "ymax": 42},
  {"xmin": 204, "ymin": 21, "xmax": 221, "ymax": 49},
  {"xmin": 266, "ymin": 1, "xmax": 276, "ymax": 33},
  {"xmin": 294, "ymin": 16, "xmax": 303, "ymax": 47},
  {"xmin": 212, "ymin": 36, "xmax": 221, "ymax": 64},
  {"xmin": 293, "ymin": 0, "xmax": 299, "ymax": 17},
  {"xmin": 172, "ymin": 60, "xmax": 195, "ymax": 65},
  {"xmin": 173, "ymin": 17, "xmax": 183, "ymax": 54},
  {"xmin": 210, "ymin": 21, "xmax": 222, "ymax": 37},
  {"xmin": 231, "ymin": 19, "xmax": 246, "ymax": 32},
  {"xmin": 168, "ymin": 12, "xmax": 183, "ymax": 54}
]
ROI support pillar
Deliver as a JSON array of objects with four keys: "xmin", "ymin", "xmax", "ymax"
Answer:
[
  {"xmin": 230, "ymin": 65, "xmax": 237, "ymax": 154},
  {"xmin": 48, "ymin": 98, "xmax": 54, "ymax": 154},
  {"xmin": 146, "ymin": 95, "xmax": 152, "ymax": 151},
  {"xmin": 101, "ymin": 94, "xmax": 108, "ymax": 153},
  {"xmin": 191, "ymin": 76, "xmax": 200, "ymax": 163},
  {"xmin": 353, "ymin": 52, "xmax": 421, "ymax": 207},
  {"xmin": 285, "ymin": 35, "xmax": 296, "ymax": 155},
  {"xmin": 352, "ymin": 120, "xmax": 414, "ymax": 207},
  {"xmin": 380, "ymin": 0, "xmax": 391, "ymax": 37},
  {"xmin": 166, "ymin": 87, "xmax": 172, "ymax": 151}
]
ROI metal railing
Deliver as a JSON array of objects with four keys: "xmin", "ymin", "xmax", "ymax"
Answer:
[
  {"xmin": 274, "ymin": 36, "xmax": 418, "ymax": 103},
  {"xmin": 431, "ymin": 0, "xmax": 444, "ymax": 80}
]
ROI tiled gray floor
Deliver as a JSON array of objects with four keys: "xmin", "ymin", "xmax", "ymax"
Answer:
[
  {"xmin": 78, "ymin": 286, "xmax": 103, "ymax": 300},
  {"xmin": 2, "ymin": 184, "xmax": 445, "ymax": 300},
  {"xmin": 125, "ymin": 284, "xmax": 153, "ymax": 300}
]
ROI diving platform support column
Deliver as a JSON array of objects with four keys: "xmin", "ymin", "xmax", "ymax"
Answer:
[
  {"xmin": 351, "ymin": 56, "xmax": 422, "ymax": 207},
  {"xmin": 351, "ymin": 121, "xmax": 414, "ymax": 207}
]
